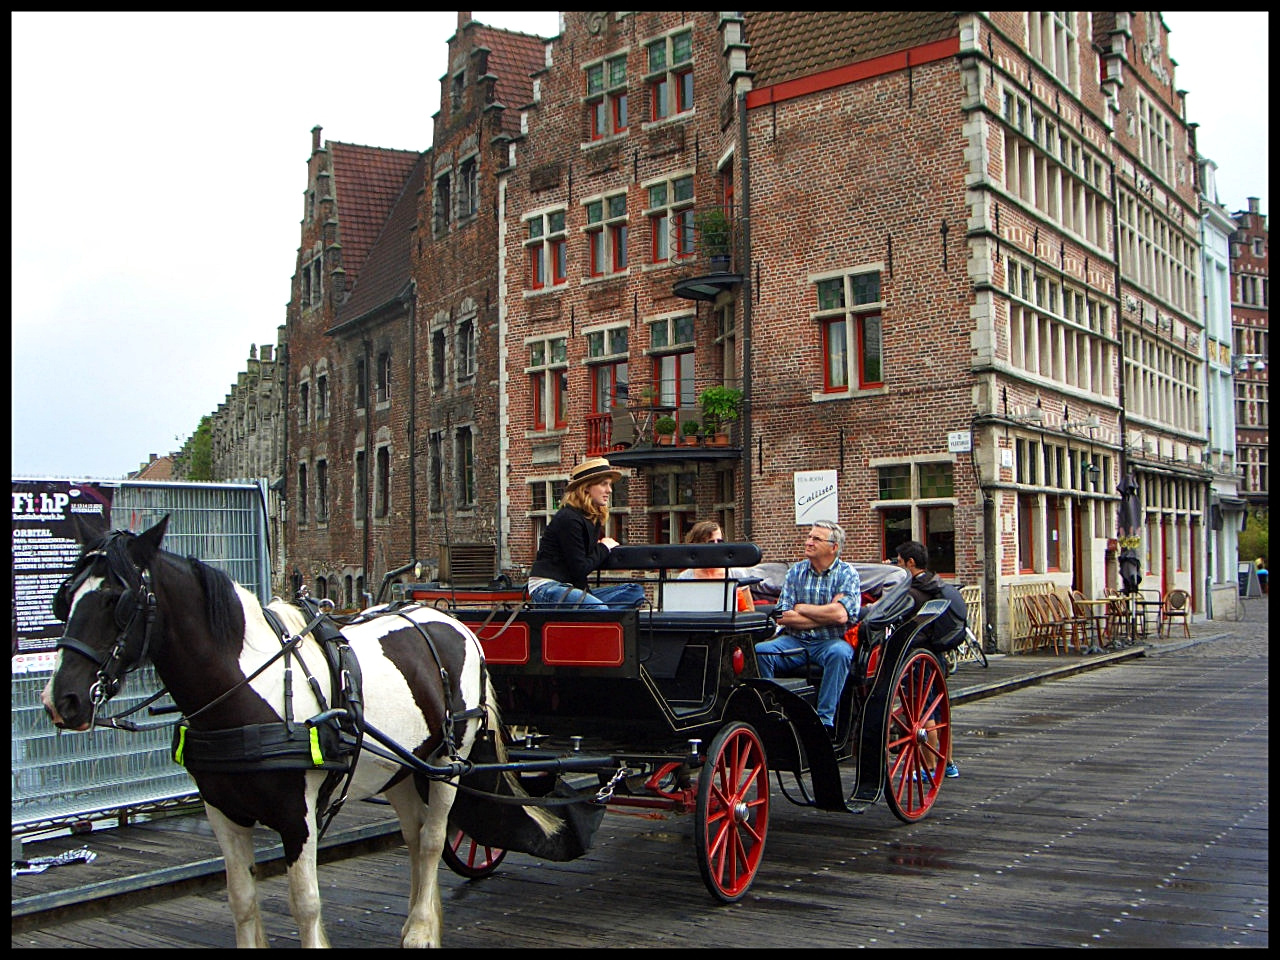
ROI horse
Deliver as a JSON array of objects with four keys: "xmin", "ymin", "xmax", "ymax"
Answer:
[{"xmin": 41, "ymin": 516, "xmax": 569, "ymax": 948}]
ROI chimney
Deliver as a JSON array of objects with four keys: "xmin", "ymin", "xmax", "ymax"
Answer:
[
  {"xmin": 458, "ymin": 11, "xmax": 471, "ymax": 32},
  {"xmin": 311, "ymin": 125, "xmax": 322, "ymax": 153},
  {"xmin": 1248, "ymin": 197, "xmax": 1260, "ymax": 214},
  {"xmin": 261, "ymin": 344, "xmax": 273, "ymax": 363}
]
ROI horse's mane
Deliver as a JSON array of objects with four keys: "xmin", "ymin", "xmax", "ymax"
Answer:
[{"xmin": 88, "ymin": 530, "xmax": 248, "ymax": 652}]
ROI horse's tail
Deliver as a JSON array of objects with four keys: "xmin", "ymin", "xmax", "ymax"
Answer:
[{"xmin": 481, "ymin": 671, "xmax": 562, "ymax": 839}]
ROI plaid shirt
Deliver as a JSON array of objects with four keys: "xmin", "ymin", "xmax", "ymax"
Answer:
[{"xmin": 774, "ymin": 558, "xmax": 861, "ymax": 643}]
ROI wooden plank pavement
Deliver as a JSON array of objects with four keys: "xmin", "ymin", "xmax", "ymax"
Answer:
[{"xmin": 12, "ymin": 641, "xmax": 1267, "ymax": 949}]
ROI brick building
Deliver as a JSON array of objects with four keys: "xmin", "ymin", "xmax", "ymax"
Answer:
[
  {"xmin": 261, "ymin": 12, "xmax": 1220, "ymax": 644},
  {"xmin": 1230, "ymin": 197, "xmax": 1269, "ymax": 513}
]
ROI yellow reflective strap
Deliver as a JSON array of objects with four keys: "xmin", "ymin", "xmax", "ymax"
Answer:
[
  {"xmin": 174, "ymin": 725, "xmax": 187, "ymax": 766},
  {"xmin": 309, "ymin": 726, "xmax": 324, "ymax": 766}
]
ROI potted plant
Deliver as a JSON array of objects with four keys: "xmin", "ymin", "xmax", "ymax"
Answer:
[
  {"xmin": 694, "ymin": 207, "xmax": 732, "ymax": 270},
  {"xmin": 681, "ymin": 417, "xmax": 702, "ymax": 445},
  {"xmin": 698, "ymin": 385, "xmax": 742, "ymax": 445},
  {"xmin": 654, "ymin": 415, "xmax": 677, "ymax": 446}
]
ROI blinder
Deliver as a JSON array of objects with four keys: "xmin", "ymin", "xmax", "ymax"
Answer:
[{"xmin": 52, "ymin": 549, "xmax": 157, "ymax": 708}]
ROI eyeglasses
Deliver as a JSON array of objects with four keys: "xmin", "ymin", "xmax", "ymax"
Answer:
[{"xmin": 805, "ymin": 535, "xmax": 831, "ymax": 544}]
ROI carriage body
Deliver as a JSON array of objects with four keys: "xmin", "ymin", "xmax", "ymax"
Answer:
[{"xmin": 427, "ymin": 543, "xmax": 953, "ymax": 900}]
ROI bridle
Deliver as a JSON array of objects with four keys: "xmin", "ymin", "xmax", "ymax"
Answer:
[{"xmin": 53, "ymin": 546, "xmax": 159, "ymax": 720}]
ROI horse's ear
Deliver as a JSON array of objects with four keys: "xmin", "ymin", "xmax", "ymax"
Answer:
[{"xmin": 132, "ymin": 515, "xmax": 170, "ymax": 565}]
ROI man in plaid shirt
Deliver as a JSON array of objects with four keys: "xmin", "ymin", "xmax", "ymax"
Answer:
[{"xmin": 754, "ymin": 520, "xmax": 861, "ymax": 741}]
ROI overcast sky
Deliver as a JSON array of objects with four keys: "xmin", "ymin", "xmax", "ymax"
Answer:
[{"xmin": 11, "ymin": 12, "xmax": 1268, "ymax": 480}]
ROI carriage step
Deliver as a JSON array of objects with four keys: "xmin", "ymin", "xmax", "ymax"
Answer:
[{"xmin": 772, "ymin": 676, "xmax": 817, "ymax": 705}]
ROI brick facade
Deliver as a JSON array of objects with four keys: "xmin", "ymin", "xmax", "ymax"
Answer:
[{"xmin": 205, "ymin": 12, "xmax": 1234, "ymax": 646}]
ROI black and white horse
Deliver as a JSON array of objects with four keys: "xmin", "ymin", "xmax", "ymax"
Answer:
[{"xmin": 42, "ymin": 517, "xmax": 564, "ymax": 947}]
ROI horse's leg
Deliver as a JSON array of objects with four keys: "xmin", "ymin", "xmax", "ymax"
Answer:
[
  {"xmin": 283, "ymin": 786, "xmax": 330, "ymax": 948},
  {"xmin": 386, "ymin": 777, "xmax": 453, "ymax": 948},
  {"xmin": 205, "ymin": 803, "xmax": 268, "ymax": 948}
]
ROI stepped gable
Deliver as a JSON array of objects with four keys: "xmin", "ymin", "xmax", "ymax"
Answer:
[
  {"xmin": 471, "ymin": 23, "xmax": 548, "ymax": 138},
  {"xmin": 332, "ymin": 152, "xmax": 427, "ymax": 330},
  {"xmin": 328, "ymin": 141, "xmax": 422, "ymax": 298},
  {"xmin": 745, "ymin": 11, "xmax": 956, "ymax": 88}
]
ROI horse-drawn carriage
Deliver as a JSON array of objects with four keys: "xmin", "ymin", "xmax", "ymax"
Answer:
[{"xmin": 41, "ymin": 521, "xmax": 952, "ymax": 945}]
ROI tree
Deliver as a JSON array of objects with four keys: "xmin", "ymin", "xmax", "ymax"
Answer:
[{"xmin": 175, "ymin": 416, "xmax": 213, "ymax": 480}]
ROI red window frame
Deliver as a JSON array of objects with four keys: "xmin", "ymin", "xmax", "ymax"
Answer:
[{"xmin": 821, "ymin": 317, "xmax": 849, "ymax": 392}]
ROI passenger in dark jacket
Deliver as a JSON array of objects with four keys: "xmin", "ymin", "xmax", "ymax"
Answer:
[
  {"xmin": 893, "ymin": 540, "xmax": 963, "ymax": 779},
  {"xmin": 527, "ymin": 457, "xmax": 646, "ymax": 609}
]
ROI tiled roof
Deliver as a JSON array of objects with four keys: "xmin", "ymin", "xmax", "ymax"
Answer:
[
  {"xmin": 333, "ymin": 152, "xmax": 426, "ymax": 329},
  {"xmin": 472, "ymin": 24, "xmax": 548, "ymax": 137},
  {"xmin": 328, "ymin": 142, "xmax": 422, "ymax": 298},
  {"xmin": 131, "ymin": 455, "xmax": 174, "ymax": 480},
  {"xmin": 745, "ymin": 11, "xmax": 957, "ymax": 89}
]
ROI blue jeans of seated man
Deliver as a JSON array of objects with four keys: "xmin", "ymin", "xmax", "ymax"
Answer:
[
  {"xmin": 528, "ymin": 580, "xmax": 647, "ymax": 610},
  {"xmin": 754, "ymin": 634, "xmax": 853, "ymax": 727}
]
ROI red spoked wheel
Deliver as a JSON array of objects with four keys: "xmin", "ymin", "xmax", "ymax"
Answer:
[
  {"xmin": 884, "ymin": 648, "xmax": 951, "ymax": 823},
  {"xmin": 440, "ymin": 826, "xmax": 507, "ymax": 879},
  {"xmin": 695, "ymin": 721, "xmax": 770, "ymax": 902}
]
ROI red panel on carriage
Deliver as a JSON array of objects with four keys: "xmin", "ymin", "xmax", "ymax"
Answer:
[
  {"xmin": 472, "ymin": 621, "xmax": 530, "ymax": 664},
  {"xmin": 541, "ymin": 622, "xmax": 626, "ymax": 667}
]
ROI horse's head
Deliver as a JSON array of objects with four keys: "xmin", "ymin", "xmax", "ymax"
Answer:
[{"xmin": 41, "ymin": 515, "xmax": 169, "ymax": 731}]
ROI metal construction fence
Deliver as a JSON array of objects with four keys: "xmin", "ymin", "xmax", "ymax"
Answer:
[{"xmin": 12, "ymin": 479, "xmax": 272, "ymax": 832}]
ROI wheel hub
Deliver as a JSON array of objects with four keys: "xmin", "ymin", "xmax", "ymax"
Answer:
[{"xmin": 731, "ymin": 799, "xmax": 749, "ymax": 824}]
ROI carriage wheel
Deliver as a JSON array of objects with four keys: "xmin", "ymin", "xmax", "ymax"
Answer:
[
  {"xmin": 694, "ymin": 721, "xmax": 770, "ymax": 903},
  {"xmin": 883, "ymin": 649, "xmax": 950, "ymax": 824},
  {"xmin": 440, "ymin": 827, "xmax": 507, "ymax": 879}
]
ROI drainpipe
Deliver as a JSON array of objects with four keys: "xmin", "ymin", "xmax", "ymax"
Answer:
[
  {"xmin": 362, "ymin": 337, "xmax": 373, "ymax": 602},
  {"xmin": 738, "ymin": 90, "xmax": 754, "ymax": 539},
  {"xmin": 406, "ymin": 284, "xmax": 418, "ymax": 561}
]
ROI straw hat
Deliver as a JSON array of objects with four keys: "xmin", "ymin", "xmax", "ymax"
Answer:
[{"xmin": 566, "ymin": 456, "xmax": 624, "ymax": 491}]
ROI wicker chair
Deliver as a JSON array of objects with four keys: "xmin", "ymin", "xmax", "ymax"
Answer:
[
  {"xmin": 1048, "ymin": 591, "xmax": 1090, "ymax": 654},
  {"xmin": 1160, "ymin": 588, "xmax": 1191, "ymax": 638}
]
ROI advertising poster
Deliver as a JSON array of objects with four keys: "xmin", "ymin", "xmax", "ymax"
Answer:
[
  {"xmin": 12, "ymin": 479, "xmax": 113, "ymax": 660},
  {"xmin": 794, "ymin": 469, "xmax": 838, "ymax": 526}
]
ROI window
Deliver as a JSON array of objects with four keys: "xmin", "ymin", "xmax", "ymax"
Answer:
[
  {"xmin": 454, "ymin": 427, "xmax": 475, "ymax": 507},
  {"xmin": 434, "ymin": 172, "xmax": 451, "ymax": 235},
  {"xmin": 312, "ymin": 261, "xmax": 322, "ymax": 307},
  {"xmin": 529, "ymin": 478, "xmax": 569, "ymax": 552},
  {"xmin": 645, "ymin": 174, "xmax": 694, "ymax": 263},
  {"xmin": 529, "ymin": 335, "xmax": 569, "ymax": 430},
  {"xmin": 649, "ymin": 313, "xmax": 696, "ymax": 408},
  {"xmin": 457, "ymin": 317, "xmax": 476, "ymax": 380},
  {"xmin": 1136, "ymin": 92, "xmax": 1174, "ymax": 182},
  {"xmin": 526, "ymin": 209, "xmax": 567, "ymax": 288},
  {"xmin": 586, "ymin": 325, "xmax": 630, "ymax": 414},
  {"xmin": 585, "ymin": 192, "xmax": 628, "ymax": 276},
  {"xmin": 354, "ymin": 450, "xmax": 366, "ymax": 522},
  {"xmin": 715, "ymin": 301, "xmax": 738, "ymax": 388},
  {"xmin": 354, "ymin": 357, "xmax": 367, "ymax": 410},
  {"xmin": 451, "ymin": 70, "xmax": 465, "ymax": 112},
  {"xmin": 1045, "ymin": 494, "xmax": 1062, "ymax": 570},
  {"xmin": 316, "ymin": 459, "xmax": 328, "ymax": 522},
  {"xmin": 1017, "ymin": 493, "xmax": 1035, "ymax": 573},
  {"xmin": 649, "ymin": 470, "xmax": 696, "ymax": 542},
  {"xmin": 297, "ymin": 463, "xmax": 308, "ymax": 524},
  {"xmin": 432, "ymin": 327, "xmax": 446, "ymax": 388},
  {"xmin": 875, "ymin": 460, "xmax": 955, "ymax": 573},
  {"xmin": 376, "ymin": 351, "xmax": 391, "ymax": 404},
  {"xmin": 1026, "ymin": 12, "xmax": 1079, "ymax": 92},
  {"xmin": 646, "ymin": 28, "xmax": 693, "ymax": 121},
  {"xmin": 814, "ymin": 269, "xmax": 882, "ymax": 391},
  {"xmin": 428, "ymin": 431, "xmax": 443, "ymax": 511},
  {"xmin": 585, "ymin": 54, "xmax": 628, "ymax": 140},
  {"xmin": 375, "ymin": 446, "xmax": 390, "ymax": 518},
  {"xmin": 459, "ymin": 156, "xmax": 479, "ymax": 219},
  {"xmin": 316, "ymin": 374, "xmax": 329, "ymax": 420},
  {"xmin": 299, "ymin": 382, "xmax": 310, "ymax": 426}
]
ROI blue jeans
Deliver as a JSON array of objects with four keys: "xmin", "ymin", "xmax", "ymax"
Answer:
[
  {"xmin": 754, "ymin": 634, "xmax": 853, "ymax": 727},
  {"xmin": 528, "ymin": 580, "xmax": 647, "ymax": 610}
]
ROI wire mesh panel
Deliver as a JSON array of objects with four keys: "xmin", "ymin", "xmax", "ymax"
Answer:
[{"xmin": 11, "ymin": 479, "xmax": 271, "ymax": 832}]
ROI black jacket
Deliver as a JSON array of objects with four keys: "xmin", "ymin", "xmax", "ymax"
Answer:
[
  {"xmin": 528, "ymin": 506, "xmax": 611, "ymax": 590},
  {"xmin": 906, "ymin": 571, "xmax": 968, "ymax": 650}
]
